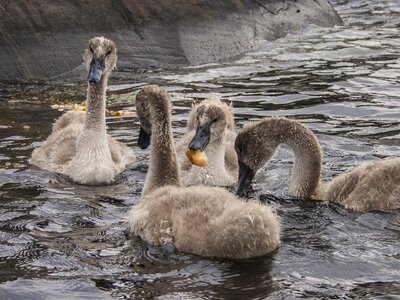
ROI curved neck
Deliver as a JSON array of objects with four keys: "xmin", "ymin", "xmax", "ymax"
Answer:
[
  {"xmin": 260, "ymin": 118, "xmax": 322, "ymax": 198},
  {"xmin": 84, "ymin": 76, "xmax": 108, "ymax": 133},
  {"xmin": 143, "ymin": 93, "xmax": 182, "ymax": 196}
]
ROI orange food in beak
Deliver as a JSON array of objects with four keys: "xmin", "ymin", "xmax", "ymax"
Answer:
[{"xmin": 186, "ymin": 149, "xmax": 207, "ymax": 167}]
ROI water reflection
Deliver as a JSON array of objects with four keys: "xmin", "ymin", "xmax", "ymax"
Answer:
[{"xmin": 0, "ymin": 0, "xmax": 400, "ymax": 298}]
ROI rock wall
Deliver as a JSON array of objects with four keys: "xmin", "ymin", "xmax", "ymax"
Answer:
[{"xmin": 0, "ymin": 0, "xmax": 342, "ymax": 82}]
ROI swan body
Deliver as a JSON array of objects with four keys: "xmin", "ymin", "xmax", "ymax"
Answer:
[
  {"xmin": 320, "ymin": 158, "xmax": 400, "ymax": 211},
  {"xmin": 235, "ymin": 117, "xmax": 400, "ymax": 212},
  {"xmin": 30, "ymin": 37, "xmax": 135, "ymax": 185},
  {"xmin": 130, "ymin": 185, "xmax": 280, "ymax": 259},
  {"xmin": 176, "ymin": 96, "xmax": 238, "ymax": 186},
  {"xmin": 128, "ymin": 85, "xmax": 280, "ymax": 259}
]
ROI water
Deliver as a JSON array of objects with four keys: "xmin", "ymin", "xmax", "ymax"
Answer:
[{"xmin": 1, "ymin": 0, "xmax": 400, "ymax": 298}]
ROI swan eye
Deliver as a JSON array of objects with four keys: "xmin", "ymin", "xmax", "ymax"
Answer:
[
  {"xmin": 89, "ymin": 46, "xmax": 94, "ymax": 53},
  {"xmin": 106, "ymin": 49, "xmax": 112, "ymax": 56},
  {"xmin": 213, "ymin": 118, "xmax": 218, "ymax": 123}
]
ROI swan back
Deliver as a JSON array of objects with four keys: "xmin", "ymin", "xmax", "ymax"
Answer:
[{"xmin": 323, "ymin": 158, "xmax": 400, "ymax": 211}]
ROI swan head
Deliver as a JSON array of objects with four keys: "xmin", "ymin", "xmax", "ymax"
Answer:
[
  {"xmin": 235, "ymin": 121, "xmax": 278, "ymax": 196},
  {"xmin": 83, "ymin": 36, "xmax": 117, "ymax": 85},
  {"xmin": 188, "ymin": 97, "xmax": 233, "ymax": 152}
]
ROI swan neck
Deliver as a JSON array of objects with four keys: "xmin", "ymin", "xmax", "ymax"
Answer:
[
  {"xmin": 262, "ymin": 119, "xmax": 322, "ymax": 198},
  {"xmin": 84, "ymin": 76, "xmax": 108, "ymax": 132},
  {"xmin": 143, "ymin": 99, "xmax": 181, "ymax": 196},
  {"xmin": 205, "ymin": 135, "xmax": 226, "ymax": 170}
]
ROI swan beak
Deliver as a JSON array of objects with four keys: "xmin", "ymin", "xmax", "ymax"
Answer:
[
  {"xmin": 87, "ymin": 58, "xmax": 104, "ymax": 84},
  {"xmin": 188, "ymin": 123, "xmax": 211, "ymax": 151},
  {"xmin": 236, "ymin": 160, "xmax": 255, "ymax": 196},
  {"xmin": 138, "ymin": 126, "xmax": 151, "ymax": 149}
]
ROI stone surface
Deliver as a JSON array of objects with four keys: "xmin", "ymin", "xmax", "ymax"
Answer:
[{"xmin": 0, "ymin": 0, "xmax": 342, "ymax": 82}]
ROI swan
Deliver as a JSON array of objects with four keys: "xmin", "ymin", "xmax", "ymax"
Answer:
[
  {"xmin": 235, "ymin": 116, "xmax": 400, "ymax": 212},
  {"xmin": 138, "ymin": 96, "xmax": 238, "ymax": 186},
  {"xmin": 178, "ymin": 96, "xmax": 238, "ymax": 186},
  {"xmin": 30, "ymin": 36, "xmax": 136, "ymax": 185},
  {"xmin": 128, "ymin": 85, "xmax": 280, "ymax": 259}
]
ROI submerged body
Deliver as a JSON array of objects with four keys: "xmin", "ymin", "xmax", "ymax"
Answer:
[
  {"xmin": 30, "ymin": 37, "xmax": 135, "ymax": 185},
  {"xmin": 235, "ymin": 117, "xmax": 400, "ymax": 212},
  {"xmin": 129, "ymin": 85, "xmax": 280, "ymax": 259}
]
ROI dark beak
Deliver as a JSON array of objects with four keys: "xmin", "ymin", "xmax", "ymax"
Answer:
[
  {"xmin": 188, "ymin": 123, "xmax": 211, "ymax": 151},
  {"xmin": 138, "ymin": 126, "xmax": 151, "ymax": 150},
  {"xmin": 236, "ymin": 160, "xmax": 255, "ymax": 196},
  {"xmin": 87, "ymin": 58, "xmax": 104, "ymax": 84}
]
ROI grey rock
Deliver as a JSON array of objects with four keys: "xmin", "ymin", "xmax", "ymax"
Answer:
[{"xmin": 0, "ymin": 0, "xmax": 342, "ymax": 82}]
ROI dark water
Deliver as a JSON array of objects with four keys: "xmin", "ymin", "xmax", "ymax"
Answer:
[{"xmin": 1, "ymin": 0, "xmax": 400, "ymax": 299}]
